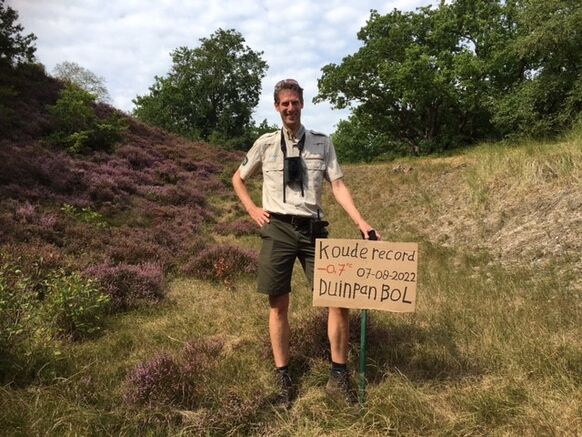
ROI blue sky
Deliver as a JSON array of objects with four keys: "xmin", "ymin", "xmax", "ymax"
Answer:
[{"xmin": 10, "ymin": 0, "xmax": 433, "ymax": 134}]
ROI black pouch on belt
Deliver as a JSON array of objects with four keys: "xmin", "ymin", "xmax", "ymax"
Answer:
[{"xmin": 310, "ymin": 219, "xmax": 329, "ymax": 241}]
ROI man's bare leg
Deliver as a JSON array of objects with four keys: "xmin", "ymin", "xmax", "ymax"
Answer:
[
  {"xmin": 328, "ymin": 306, "xmax": 349, "ymax": 363},
  {"xmin": 269, "ymin": 293, "xmax": 290, "ymax": 367}
]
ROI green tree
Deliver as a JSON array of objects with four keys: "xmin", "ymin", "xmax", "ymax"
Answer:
[
  {"xmin": 48, "ymin": 84, "xmax": 125, "ymax": 154},
  {"xmin": 492, "ymin": 0, "xmax": 582, "ymax": 137},
  {"xmin": 315, "ymin": 5, "xmax": 502, "ymax": 156},
  {"xmin": 53, "ymin": 61, "xmax": 111, "ymax": 103},
  {"xmin": 133, "ymin": 28, "xmax": 268, "ymax": 149},
  {"xmin": 0, "ymin": 0, "xmax": 36, "ymax": 66}
]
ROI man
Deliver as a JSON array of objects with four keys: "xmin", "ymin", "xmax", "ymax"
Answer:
[{"xmin": 232, "ymin": 79, "xmax": 379, "ymax": 407}]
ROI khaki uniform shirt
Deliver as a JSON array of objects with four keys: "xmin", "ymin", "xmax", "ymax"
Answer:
[{"xmin": 238, "ymin": 125, "xmax": 343, "ymax": 218}]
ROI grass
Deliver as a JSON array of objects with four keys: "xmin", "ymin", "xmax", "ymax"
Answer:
[{"xmin": 1, "ymin": 137, "xmax": 581, "ymax": 435}]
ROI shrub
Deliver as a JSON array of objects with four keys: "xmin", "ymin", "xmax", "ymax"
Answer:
[
  {"xmin": 0, "ymin": 261, "xmax": 110, "ymax": 383},
  {"xmin": 47, "ymin": 84, "xmax": 125, "ymax": 154},
  {"xmin": 123, "ymin": 352, "xmax": 196, "ymax": 408},
  {"xmin": 182, "ymin": 244, "xmax": 257, "ymax": 283},
  {"xmin": 42, "ymin": 270, "xmax": 110, "ymax": 340},
  {"xmin": 214, "ymin": 218, "xmax": 256, "ymax": 237},
  {"xmin": 124, "ymin": 337, "xmax": 224, "ymax": 409},
  {"xmin": 116, "ymin": 144, "xmax": 160, "ymax": 169},
  {"xmin": 61, "ymin": 203, "xmax": 107, "ymax": 228},
  {"xmin": 85, "ymin": 262, "xmax": 164, "ymax": 310},
  {"xmin": 0, "ymin": 266, "xmax": 54, "ymax": 384}
]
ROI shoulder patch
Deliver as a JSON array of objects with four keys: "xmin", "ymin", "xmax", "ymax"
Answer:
[{"xmin": 309, "ymin": 129, "xmax": 328, "ymax": 137}]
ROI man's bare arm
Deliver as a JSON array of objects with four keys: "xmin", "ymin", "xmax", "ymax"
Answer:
[
  {"xmin": 330, "ymin": 178, "xmax": 380, "ymax": 240},
  {"xmin": 232, "ymin": 169, "xmax": 270, "ymax": 227}
]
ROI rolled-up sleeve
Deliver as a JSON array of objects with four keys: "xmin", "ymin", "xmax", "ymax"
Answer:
[{"xmin": 238, "ymin": 141, "xmax": 263, "ymax": 180}]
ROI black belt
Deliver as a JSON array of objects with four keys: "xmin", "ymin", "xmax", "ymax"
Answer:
[{"xmin": 269, "ymin": 212, "xmax": 313, "ymax": 227}]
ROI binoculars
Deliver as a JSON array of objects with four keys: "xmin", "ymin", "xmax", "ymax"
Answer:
[{"xmin": 284, "ymin": 156, "xmax": 303, "ymax": 184}]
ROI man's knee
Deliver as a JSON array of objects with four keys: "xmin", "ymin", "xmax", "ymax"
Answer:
[
  {"xmin": 269, "ymin": 293, "xmax": 290, "ymax": 316},
  {"xmin": 328, "ymin": 306, "xmax": 349, "ymax": 320}
]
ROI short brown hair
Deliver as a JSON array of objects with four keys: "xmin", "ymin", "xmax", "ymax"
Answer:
[{"xmin": 274, "ymin": 79, "xmax": 304, "ymax": 104}]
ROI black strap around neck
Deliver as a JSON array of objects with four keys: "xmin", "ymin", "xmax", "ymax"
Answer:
[
  {"xmin": 280, "ymin": 128, "xmax": 306, "ymax": 157},
  {"xmin": 281, "ymin": 129, "xmax": 306, "ymax": 203}
]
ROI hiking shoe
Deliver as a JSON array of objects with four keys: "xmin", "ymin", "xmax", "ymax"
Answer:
[
  {"xmin": 325, "ymin": 370, "xmax": 358, "ymax": 406},
  {"xmin": 274, "ymin": 369, "xmax": 293, "ymax": 408}
]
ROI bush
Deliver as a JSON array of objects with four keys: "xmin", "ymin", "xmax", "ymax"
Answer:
[
  {"xmin": 182, "ymin": 244, "xmax": 257, "ymax": 283},
  {"xmin": 85, "ymin": 262, "xmax": 164, "ymax": 310},
  {"xmin": 42, "ymin": 270, "xmax": 110, "ymax": 340},
  {"xmin": 47, "ymin": 84, "xmax": 125, "ymax": 154},
  {"xmin": 214, "ymin": 218, "xmax": 256, "ymax": 237},
  {"xmin": 123, "ymin": 352, "xmax": 196, "ymax": 408},
  {"xmin": 0, "ymin": 262, "xmax": 110, "ymax": 383},
  {"xmin": 124, "ymin": 337, "xmax": 224, "ymax": 409}
]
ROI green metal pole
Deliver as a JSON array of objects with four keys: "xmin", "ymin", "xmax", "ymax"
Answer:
[
  {"xmin": 359, "ymin": 308, "xmax": 367, "ymax": 407},
  {"xmin": 359, "ymin": 230, "xmax": 376, "ymax": 408}
]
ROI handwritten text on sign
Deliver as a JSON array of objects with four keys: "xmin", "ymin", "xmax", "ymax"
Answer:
[{"xmin": 313, "ymin": 239, "xmax": 418, "ymax": 313}]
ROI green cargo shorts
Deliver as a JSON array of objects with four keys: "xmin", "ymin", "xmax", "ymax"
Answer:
[{"xmin": 257, "ymin": 217, "xmax": 327, "ymax": 296}]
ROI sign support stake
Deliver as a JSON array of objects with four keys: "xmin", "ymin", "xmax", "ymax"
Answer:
[{"xmin": 359, "ymin": 230, "xmax": 376, "ymax": 408}]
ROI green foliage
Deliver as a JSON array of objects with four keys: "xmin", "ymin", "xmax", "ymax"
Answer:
[
  {"xmin": 48, "ymin": 84, "xmax": 125, "ymax": 154},
  {"xmin": 61, "ymin": 203, "xmax": 107, "ymax": 227},
  {"xmin": 133, "ymin": 28, "xmax": 268, "ymax": 150},
  {"xmin": 0, "ymin": 0, "xmax": 36, "ymax": 66},
  {"xmin": 491, "ymin": 0, "xmax": 582, "ymax": 138},
  {"xmin": 53, "ymin": 61, "xmax": 111, "ymax": 103},
  {"xmin": 317, "ymin": 0, "xmax": 582, "ymax": 159},
  {"xmin": 0, "ymin": 261, "xmax": 110, "ymax": 382},
  {"xmin": 42, "ymin": 270, "xmax": 110, "ymax": 340},
  {"xmin": 332, "ymin": 116, "xmax": 402, "ymax": 162}
]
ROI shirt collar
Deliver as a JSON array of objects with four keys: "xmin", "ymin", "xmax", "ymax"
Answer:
[{"xmin": 283, "ymin": 125, "xmax": 305, "ymax": 144}]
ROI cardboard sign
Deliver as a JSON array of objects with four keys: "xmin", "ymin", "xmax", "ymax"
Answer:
[{"xmin": 313, "ymin": 239, "xmax": 418, "ymax": 312}]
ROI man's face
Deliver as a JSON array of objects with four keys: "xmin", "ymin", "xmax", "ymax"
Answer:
[{"xmin": 275, "ymin": 89, "xmax": 303, "ymax": 130}]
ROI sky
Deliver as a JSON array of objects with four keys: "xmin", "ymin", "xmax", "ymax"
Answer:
[{"xmin": 9, "ymin": 0, "xmax": 434, "ymax": 135}]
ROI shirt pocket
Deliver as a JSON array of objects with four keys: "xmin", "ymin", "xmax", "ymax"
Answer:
[
  {"xmin": 304, "ymin": 156, "xmax": 326, "ymax": 193},
  {"xmin": 262, "ymin": 161, "xmax": 284, "ymax": 197}
]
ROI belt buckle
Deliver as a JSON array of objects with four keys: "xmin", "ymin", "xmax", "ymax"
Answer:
[{"xmin": 292, "ymin": 215, "xmax": 309, "ymax": 227}]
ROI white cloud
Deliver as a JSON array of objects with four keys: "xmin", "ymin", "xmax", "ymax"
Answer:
[{"xmin": 8, "ymin": 0, "xmax": 434, "ymax": 133}]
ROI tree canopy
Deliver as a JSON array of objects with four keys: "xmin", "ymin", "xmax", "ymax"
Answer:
[
  {"xmin": 0, "ymin": 0, "xmax": 36, "ymax": 66},
  {"xmin": 133, "ymin": 28, "xmax": 268, "ymax": 149},
  {"xmin": 316, "ymin": 0, "xmax": 582, "ymax": 160},
  {"xmin": 53, "ymin": 61, "xmax": 111, "ymax": 103}
]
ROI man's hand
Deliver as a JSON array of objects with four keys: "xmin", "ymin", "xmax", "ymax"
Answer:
[
  {"xmin": 249, "ymin": 206, "xmax": 270, "ymax": 227},
  {"xmin": 359, "ymin": 224, "xmax": 381, "ymax": 240}
]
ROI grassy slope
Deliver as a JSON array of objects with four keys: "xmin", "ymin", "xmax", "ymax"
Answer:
[{"xmin": 2, "ymin": 136, "xmax": 581, "ymax": 436}]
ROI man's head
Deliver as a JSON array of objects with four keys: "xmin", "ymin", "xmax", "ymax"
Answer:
[
  {"xmin": 273, "ymin": 79, "xmax": 304, "ymax": 104},
  {"xmin": 274, "ymin": 79, "xmax": 304, "ymax": 131}
]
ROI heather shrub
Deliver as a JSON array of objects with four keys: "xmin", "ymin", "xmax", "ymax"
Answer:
[
  {"xmin": 153, "ymin": 160, "xmax": 181, "ymax": 184},
  {"xmin": 182, "ymin": 244, "xmax": 257, "ymax": 282},
  {"xmin": 124, "ymin": 337, "xmax": 225, "ymax": 409},
  {"xmin": 123, "ymin": 352, "xmax": 196, "ymax": 408},
  {"xmin": 104, "ymin": 222, "xmax": 201, "ymax": 269},
  {"xmin": 105, "ymin": 228, "xmax": 173, "ymax": 267},
  {"xmin": 116, "ymin": 144, "xmax": 160, "ymax": 169},
  {"xmin": 214, "ymin": 218, "xmax": 256, "ymax": 237},
  {"xmin": 182, "ymin": 336, "xmax": 225, "ymax": 374},
  {"xmin": 86, "ymin": 262, "xmax": 164, "ymax": 309}
]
